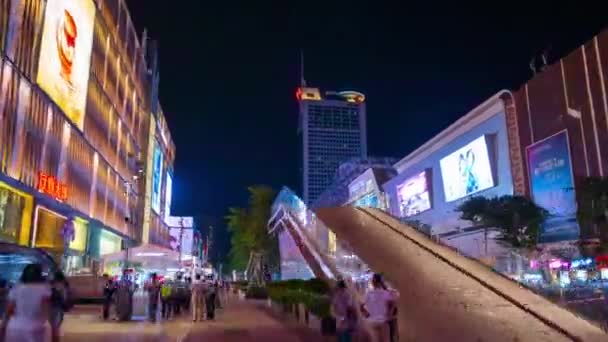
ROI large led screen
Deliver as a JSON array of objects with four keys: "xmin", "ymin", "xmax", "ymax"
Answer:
[
  {"xmin": 37, "ymin": 0, "xmax": 95, "ymax": 130},
  {"xmin": 164, "ymin": 172, "xmax": 173, "ymax": 222},
  {"xmin": 440, "ymin": 136, "xmax": 494, "ymax": 202},
  {"xmin": 151, "ymin": 143, "xmax": 163, "ymax": 214},
  {"xmin": 396, "ymin": 171, "xmax": 431, "ymax": 217},
  {"xmin": 527, "ymin": 130, "xmax": 579, "ymax": 242}
]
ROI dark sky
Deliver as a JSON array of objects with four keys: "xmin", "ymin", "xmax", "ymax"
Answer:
[{"xmin": 127, "ymin": 1, "xmax": 606, "ymax": 220}]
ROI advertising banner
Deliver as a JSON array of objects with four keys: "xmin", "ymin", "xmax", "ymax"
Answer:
[
  {"xmin": 166, "ymin": 216, "xmax": 194, "ymax": 228},
  {"xmin": 396, "ymin": 171, "xmax": 431, "ymax": 217},
  {"xmin": 164, "ymin": 172, "xmax": 173, "ymax": 222},
  {"xmin": 527, "ymin": 130, "xmax": 579, "ymax": 242},
  {"xmin": 169, "ymin": 227, "xmax": 193, "ymax": 256},
  {"xmin": 37, "ymin": 0, "xmax": 95, "ymax": 130},
  {"xmin": 151, "ymin": 142, "xmax": 163, "ymax": 214},
  {"xmin": 440, "ymin": 135, "xmax": 495, "ymax": 202}
]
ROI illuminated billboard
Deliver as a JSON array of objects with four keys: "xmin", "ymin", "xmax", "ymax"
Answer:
[
  {"xmin": 396, "ymin": 171, "xmax": 431, "ymax": 217},
  {"xmin": 527, "ymin": 130, "xmax": 579, "ymax": 242},
  {"xmin": 151, "ymin": 142, "xmax": 163, "ymax": 214},
  {"xmin": 164, "ymin": 172, "xmax": 173, "ymax": 222},
  {"xmin": 166, "ymin": 216, "xmax": 194, "ymax": 228},
  {"xmin": 169, "ymin": 227, "xmax": 193, "ymax": 256},
  {"xmin": 440, "ymin": 136, "xmax": 494, "ymax": 202},
  {"xmin": 37, "ymin": 0, "xmax": 95, "ymax": 130}
]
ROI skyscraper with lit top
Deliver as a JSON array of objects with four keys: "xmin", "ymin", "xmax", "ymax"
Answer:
[{"xmin": 297, "ymin": 86, "xmax": 368, "ymax": 205}]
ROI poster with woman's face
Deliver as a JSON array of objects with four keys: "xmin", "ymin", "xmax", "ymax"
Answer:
[{"xmin": 440, "ymin": 136, "xmax": 494, "ymax": 202}]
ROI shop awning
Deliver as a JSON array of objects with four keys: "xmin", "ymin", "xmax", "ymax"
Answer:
[{"xmin": 101, "ymin": 244, "xmax": 183, "ymax": 274}]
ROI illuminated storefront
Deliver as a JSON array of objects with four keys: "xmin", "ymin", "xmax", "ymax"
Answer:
[
  {"xmin": 384, "ymin": 92, "xmax": 514, "ymax": 237},
  {"xmin": 0, "ymin": 182, "xmax": 33, "ymax": 246},
  {"xmin": 0, "ymin": 0, "xmax": 176, "ymax": 273},
  {"xmin": 347, "ymin": 168, "xmax": 395, "ymax": 211}
]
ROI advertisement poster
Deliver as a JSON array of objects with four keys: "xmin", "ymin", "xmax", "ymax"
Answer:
[
  {"xmin": 396, "ymin": 171, "xmax": 431, "ymax": 217},
  {"xmin": 166, "ymin": 216, "xmax": 193, "ymax": 228},
  {"xmin": 440, "ymin": 135, "xmax": 495, "ymax": 202},
  {"xmin": 37, "ymin": 0, "xmax": 95, "ymax": 130},
  {"xmin": 164, "ymin": 172, "xmax": 173, "ymax": 222},
  {"xmin": 151, "ymin": 142, "xmax": 163, "ymax": 214},
  {"xmin": 527, "ymin": 130, "xmax": 579, "ymax": 242},
  {"xmin": 169, "ymin": 227, "xmax": 193, "ymax": 256}
]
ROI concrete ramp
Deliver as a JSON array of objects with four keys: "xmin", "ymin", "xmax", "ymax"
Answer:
[{"xmin": 316, "ymin": 207, "xmax": 607, "ymax": 342}]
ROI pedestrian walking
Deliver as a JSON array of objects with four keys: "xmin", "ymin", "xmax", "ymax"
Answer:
[
  {"xmin": 101, "ymin": 274, "xmax": 115, "ymax": 320},
  {"xmin": 191, "ymin": 274, "xmax": 206, "ymax": 322},
  {"xmin": 0, "ymin": 264, "xmax": 59, "ymax": 342},
  {"xmin": 205, "ymin": 280, "xmax": 216, "ymax": 320},
  {"xmin": 50, "ymin": 271, "xmax": 71, "ymax": 329},
  {"xmin": 360, "ymin": 274, "xmax": 399, "ymax": 342},
  {"xmin": 145, "ymin": 273, "xmax": 161, "ymax": 322},
  {"xmin": 214, "ymin": 281, "xmax": 222, "ymax": 309},
  {"xmin": 115, "ymin": 271, "xmax": 134, "ymax": 321},
  {"xmin": 331, "ymin": 279, "xmax": 357, "ymax": 342},
  {"xmin": 161, "ymin": 280, "xmax": 173, "ymax": 320}
]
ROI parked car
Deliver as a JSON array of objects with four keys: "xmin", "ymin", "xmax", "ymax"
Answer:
[{"xmin": 0, "ymin": 242, "xmax": 59, "ymax": 316}]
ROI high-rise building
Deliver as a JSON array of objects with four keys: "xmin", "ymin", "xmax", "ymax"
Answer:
[{"xmin": 297, "ymin": 87, "xmax": 367, "ymax": 205}]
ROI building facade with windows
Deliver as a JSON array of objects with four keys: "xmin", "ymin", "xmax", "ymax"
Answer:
[
  {"xmin": 298, "ymin": 87, "xmax": 367, "ymax": 205},
  {"xmin": 0, "ymin": 0, "xmax": 173, "ymax": 274}
]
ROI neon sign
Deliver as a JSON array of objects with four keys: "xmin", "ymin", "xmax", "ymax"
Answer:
[{"xmin": 37, "ymin": 172, "xmax": 68, "ymax": 201}]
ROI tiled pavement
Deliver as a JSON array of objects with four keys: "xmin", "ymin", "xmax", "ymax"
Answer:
[{"xmin": 61, "ymin": 298, "xmax": 321, "ymax": 342}]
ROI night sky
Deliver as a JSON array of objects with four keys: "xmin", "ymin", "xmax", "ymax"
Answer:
[{"xmin": 127, "ymin": 2, "xmax": 605, "ymax": 221}]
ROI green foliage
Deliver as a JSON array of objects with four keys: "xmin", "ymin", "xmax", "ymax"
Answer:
[
  {"xmin": 576, "ymin": 177, "xmax": 608, "ymax": 240},
  {"xmin": 456, "ymin": 195, "xmax": 548, "ymax": 248},
  {"xmin": 245, "ymin": 286, "xmax": 269, "ymax": 299},
  {"xmin": 226, "ymin": 185, "xmax": 279, "ymax": 272},
  {"xmin": 266, "ymin": 279, "xmax": 331, "ymax": 318}
]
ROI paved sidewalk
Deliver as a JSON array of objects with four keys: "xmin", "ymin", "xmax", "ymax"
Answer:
[{"xmin": 62, "ymin": 298, "xmax": 321, "ymax": 342}]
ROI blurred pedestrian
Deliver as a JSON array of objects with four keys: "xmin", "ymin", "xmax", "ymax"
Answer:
[
  {"xmin": 361, "ymin": 274, "xmax": 399, "ymax": 342},
  {"xmin": 332, "ymin": 280, "xmax": 357, "ymax": 342},
  {"xmin": 205, "ymin": 280, "xmax": 216, "ymax": 320},
  {"xmin": 145, "ymin": 273, "xmax": 161, "ymax": 322},
  {"xmin": 161, "ymin": 280, "xmax": 173, "ymax": 320},
  {"xmin": 191, "ymin": 274, "xmax": 206, "ymax": 322},
  {"xmin": 0, "ymin": 278, "xmax": 8, "ymax": 319},
  {"xmin": 101, "ymin": 274, "xmax": 115, "ymax": 320},
  {"xmin": 115, "ymin": 270, "xmax": 134, "ymax": 321},
  {"xmin": 0, "ymin": 264, "xmax": 59, "ymax": 342},
  {"xmin": 50, "ymin": 271, "xmax": 71, "ymax": 329}
]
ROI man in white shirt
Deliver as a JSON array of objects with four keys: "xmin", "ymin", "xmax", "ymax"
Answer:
[{"xmin": 361, "ymin": 274, "xmax": 399, "ymax": 342}]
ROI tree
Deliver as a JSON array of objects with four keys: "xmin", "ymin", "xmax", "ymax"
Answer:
[
  {"xmin": 576, "ymin": 177, "xmax": 608, "ymax": 251},
  {"xmin": 226, "ymin": 185, "xmax": 279, "ymax": 277},
  {"xmin": 456, "ymin": 195, "xmax": 548, "ymax": 248}
]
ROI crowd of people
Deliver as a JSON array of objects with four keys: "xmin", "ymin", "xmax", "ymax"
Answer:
[
  {"xmin": 0, "ymin": 264, "xmax": 72, "ymax": 342},
  {"xmin": 331, "ymin": 273, "xmax": 399, "ymax": 342},
  {"xmin": 101, "ymin": 271, "xmax": 226, "ymax": 324},
  {"xmin": 1, "ymin": 264, "xmax": 394, "ymax": 342}
]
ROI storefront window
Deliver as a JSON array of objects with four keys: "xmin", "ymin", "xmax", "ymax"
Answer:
[
  {"xmin": 99, "ymin": 230, "xmax": 122, "ymax": 256},
  {"xmin": 0, "ymin": 183, "xmax": 32, "ymax": 245},
  {"xmin": 34, "ymin": 207, "xmax": 66, "ymax": 251},
  {"xmin": 68, "ymin": 218, "xmax": 88, "ymax": 252},
  {"xmin": 0, "ymin": 185, "xmax": 27, "ymax": 243}
]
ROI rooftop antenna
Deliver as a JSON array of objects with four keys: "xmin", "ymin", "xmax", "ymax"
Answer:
[{"xmin": 300, "ymin": 49, "xmax": 307, "ymax": 87}]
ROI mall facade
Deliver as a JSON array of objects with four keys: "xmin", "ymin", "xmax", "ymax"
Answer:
[
  {"xmin": 0, "ymin": 0, "xmax": 176, "ymax": 275},
  {"xmin": 382, "ymin": 28, "xmax": 608, "ymax": 257}
]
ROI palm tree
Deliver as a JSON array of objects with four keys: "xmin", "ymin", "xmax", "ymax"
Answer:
[{"xmin": 226, "ymin": 185, "xmax": 278, "ymax": 284}]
